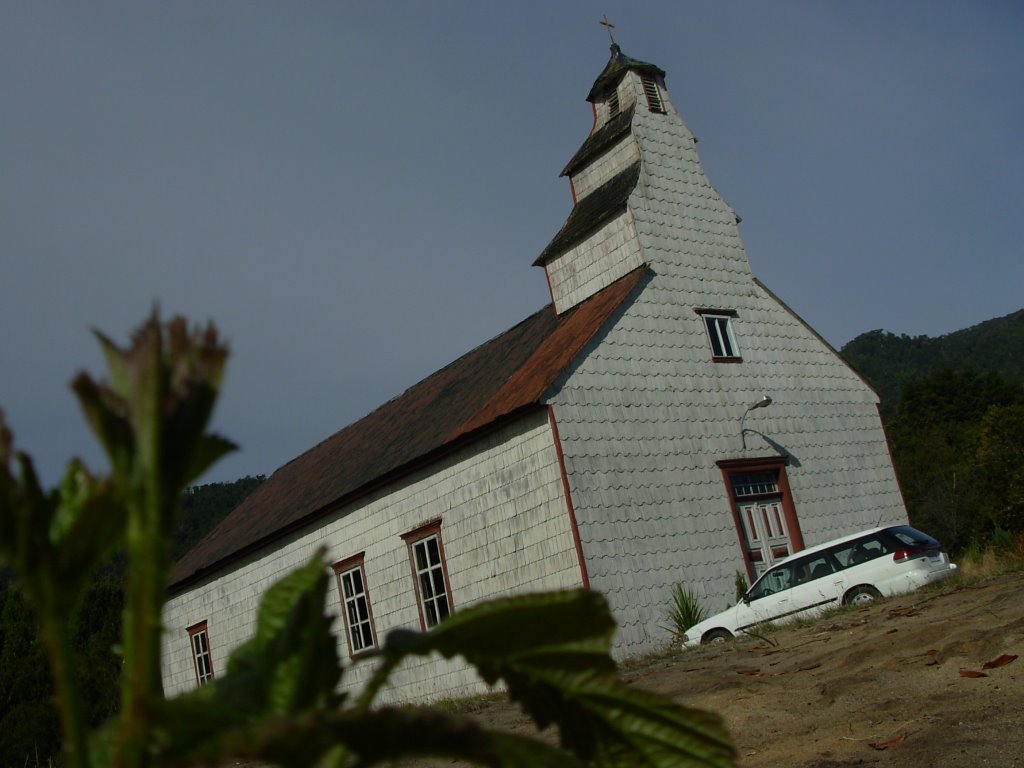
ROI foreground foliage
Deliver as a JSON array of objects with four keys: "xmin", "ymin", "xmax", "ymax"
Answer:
[{"xmin": 0, "ymin": 313, "xmax": 735, "ymax": 768}]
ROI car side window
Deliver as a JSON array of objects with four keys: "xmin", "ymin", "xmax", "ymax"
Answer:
[
  {"xmin": 800, "ymin": 554, "xmax": 835, "ymax": 582},
  {"xmin": 833, "ymin": 536, "xmax": 888, "ymax": 568}
]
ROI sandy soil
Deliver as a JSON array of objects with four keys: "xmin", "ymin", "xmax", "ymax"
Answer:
[{"xmin": 401, "ymin": 570, "xmax": 1024, "ymax": 767}]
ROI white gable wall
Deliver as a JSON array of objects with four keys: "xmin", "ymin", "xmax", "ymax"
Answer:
[
  {"xmin": 161, "ymin": 409, "xmax": 584, "ymax": 702},
  {"xmin": 544, "ymin": 74, "xmax": 907, "ymax": 658}
]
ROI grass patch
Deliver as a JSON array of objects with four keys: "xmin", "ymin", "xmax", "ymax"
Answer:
[
  {"xmin": 430, "ymin": 691, "xmax": 506, "ymax": 715},
  {"xmin": 954, "ymin": 533, "xmax": 1024, "ymax": 583}
]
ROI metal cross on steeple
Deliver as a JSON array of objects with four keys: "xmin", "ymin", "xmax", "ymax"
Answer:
[{"xmin": 599, "ymin": 15, "xmax": 617, "ymax": 46}]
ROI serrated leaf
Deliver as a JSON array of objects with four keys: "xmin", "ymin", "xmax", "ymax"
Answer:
[
  {"xmin": 373, "ymin": 590, "xmax": 735, "ymax": 767},
  {"xmin": 333, "ymin": 706, "xmax": 582, "ymax": 768},
  {"xmin": 381, "ymin": 590, "xmax": 617, "ymax": 681},
  {"xmin": 155, "ymin": 553, "xmax": 343, "ymax": 765},
  {"xmin": 181, "ymin": 433, "xmax": 237, "ymax": 489}
]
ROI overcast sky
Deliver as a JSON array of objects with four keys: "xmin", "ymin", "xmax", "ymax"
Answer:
[{"xmin": 2, "ymin": 2, "xmax": 1021, "ymax": 486}]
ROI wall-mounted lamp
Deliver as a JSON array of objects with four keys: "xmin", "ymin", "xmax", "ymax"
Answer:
[{"xmin": 740, "ymin": 395, "xmax": 773, "ymax": 448}]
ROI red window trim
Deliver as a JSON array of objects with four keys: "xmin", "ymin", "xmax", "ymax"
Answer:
[
  {"xmin": 332, "ymin": 552, "xmax": 378, "ymax": 659},
  {"xmin": 401, "ymin": 519, "xmax": 454, "ymax": 631},
  {"xmin": 717, "ymin": 457, "xmax": 805, "ymax": 582},
  {"xmin": 186, "ymin": 619, "xmax": 214, "ymax": 686}
]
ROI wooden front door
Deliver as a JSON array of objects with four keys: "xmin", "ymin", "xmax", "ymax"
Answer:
[{"xmin": 738, "ymin": 497, "xmax": 793, "ymax": 578}]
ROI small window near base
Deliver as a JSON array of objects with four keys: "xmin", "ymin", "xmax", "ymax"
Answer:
[
  {"xmin": 333, "ymin": 553, "xmax": 378, "ymax": 657},
  {"xmin": 187, "ymin": 621, "xmax": 215, "ymax": 686},
  {"xmin": 402, "ymin": 520, "xmax": 453, "ymax": 630}
]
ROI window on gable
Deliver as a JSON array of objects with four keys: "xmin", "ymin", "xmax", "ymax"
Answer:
[
  {"xmin": 697, "ymin": 310, "xmax": 740, "ymax": 361},
  {"xmin": 333, "ymin": 553, "xmax": 377, "ymax": 656},
  {"xmin": 402, "ymin": 521, "xmax": 452, "ymax": 629},
  {"xmin": 641, "ymin": 74, "xmax": 664, "ymax": 113},
  {"xmin": 187, "ymin": 621, "xmax": 215, "ymax": 686}
]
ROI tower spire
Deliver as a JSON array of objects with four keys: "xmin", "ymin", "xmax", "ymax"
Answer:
[{"xmin": 599, "ymin": 14, "xmax": 617, "ymax": 47}]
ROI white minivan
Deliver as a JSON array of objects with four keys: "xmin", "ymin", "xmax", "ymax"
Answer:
[{"xmin": 682, "ymin": 525, "xmax": 957, "ymax": 648}]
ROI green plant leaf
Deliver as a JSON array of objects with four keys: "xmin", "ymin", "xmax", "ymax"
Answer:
[
  {"xmin": 374, "ymin": 590, "xmax": 735, "ymax": 767},
  {"xmin": 332, "ymin": 706, "xmax": 581, "ymax": 768},
  {"xmin": 180, "ymin": 433, "xmax": 237, "ymax": 490},
  {"xmin": 152, "ymin": 553, "xmax": 343, "ymax": 764}
]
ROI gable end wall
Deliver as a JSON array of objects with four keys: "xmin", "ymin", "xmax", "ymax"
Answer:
[{"xmin": 546, "ymin": 97, "xmax": 907, "ymax": 658}]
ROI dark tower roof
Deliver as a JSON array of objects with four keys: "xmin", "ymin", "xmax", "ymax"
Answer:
[{"xmin": 586, "ymin": 43, "xmax": 665, "ymax": 102}]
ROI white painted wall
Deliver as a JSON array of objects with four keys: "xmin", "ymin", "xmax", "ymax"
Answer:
[{"xmin": 161, "ymin": 410, "xmax": 583, "ymax": 702}]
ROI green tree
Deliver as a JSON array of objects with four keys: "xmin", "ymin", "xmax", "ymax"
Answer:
[
  {"xmin": 0, "ymin": 313, "xmax": 735, "ymax": 768},
  {"xmin": 975, "ymin": 403, "xmax": 1024, "ymax": 533},
  {"xmin": 175, "ymin": 475, "xmax": 264, "ymax": 560},
  {"xmin": 887, "ymin": 367, "xmax": 1024, "ymax": 550}
]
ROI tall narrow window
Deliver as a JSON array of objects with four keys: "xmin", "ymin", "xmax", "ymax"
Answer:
[
  {"xmin": 187, "ymin": 621, "xmax": 215, "ymax": 686},
  {"xmin": 402, "ymin": 520, "xmax": 452, "ymax": 630},
  {"xmin": 641, "ymin": 74, "xmax": 664, "ymax": 113},
  {"xmin": 333, "ymin": 553, "xmax": 377, "ymax": 656},
  {"xmin": 697, "ymin": 309, "xmax": 740, "ymax": 361}
]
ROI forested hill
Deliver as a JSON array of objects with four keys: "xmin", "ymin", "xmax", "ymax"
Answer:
[
  {"xmin": 840, "ymin": 308, "xmax": 1024, "ymax": 420},
  {"xmin": 174, "ymin": 475, "xmax": 265, "ymax": 560}
]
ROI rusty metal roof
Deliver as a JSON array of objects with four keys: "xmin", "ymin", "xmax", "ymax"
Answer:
[{"xmin": 169, "ymin": 266, "xmax": 649, "ymax": 591}]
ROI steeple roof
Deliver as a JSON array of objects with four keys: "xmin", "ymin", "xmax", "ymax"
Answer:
[{"xmin": 586, "ymin": 43, "xmax": 665, "ymax": 102}]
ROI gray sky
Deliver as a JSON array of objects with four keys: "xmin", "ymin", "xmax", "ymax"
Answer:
[{"xmin": 2, "ymin": 2, "xmax": 1022, "ymax": 486}]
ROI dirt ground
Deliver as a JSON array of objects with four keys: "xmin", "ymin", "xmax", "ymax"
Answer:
[{"xmin": 404, "ymin": 570, "xmax": 1024, "ymax": 767}]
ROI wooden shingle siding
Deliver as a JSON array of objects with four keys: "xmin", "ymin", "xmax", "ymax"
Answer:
[
  {"xmin": 161, "ymin": 411, "xmax": 582, "ymax": 701},
  {"xmin": 571, "ymin": 136, "xmax": 640, "ymax": 201},
  {"xmin": 547, "ymin": 79, "xmax": 906, "ymax": 658},
  {"xmin": 545, "ymin": 212, "xmax": 644, "ymax": 314}
]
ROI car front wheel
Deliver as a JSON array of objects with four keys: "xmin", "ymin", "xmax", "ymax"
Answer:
[
  {"xmin": 843, "ymin": 585, "xmax": 881, "ymax": 607},
  {"xmin": 702, "ymin": 628, "xmax": 733, "ymax": 645}
]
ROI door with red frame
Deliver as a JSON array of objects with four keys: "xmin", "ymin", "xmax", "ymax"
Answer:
[{"xmin": 738, "ymin": 497, "xmax": 793, "ymax": 579}]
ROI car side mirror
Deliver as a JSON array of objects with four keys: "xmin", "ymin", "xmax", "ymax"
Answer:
[{"xmin": 741, "ymin": 594, "xmax": 750, "ymax": 605}]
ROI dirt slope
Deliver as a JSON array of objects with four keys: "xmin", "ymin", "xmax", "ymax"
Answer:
[{"xmin": 404, "ymin": 571, "xmax": 1024, "ymax": 767}]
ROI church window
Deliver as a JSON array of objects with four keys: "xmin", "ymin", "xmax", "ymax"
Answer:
[
  {"xmin": 333, "ymin": 553, "xmax": 377, "ymax": 656},
  {"xmin": 402, "ymin": 520, "xmax": 453, "ymax": 629},
  {"xmin": 697, "ymin": 309, "xmax": 740, "ymax": 360},
  {"xmin": 187, "ymin": 620, "xmax": 215, "ymax": 686},
  {"xmin": 641, "ymin": 74, "xmax": 664, "ymax": 113}
]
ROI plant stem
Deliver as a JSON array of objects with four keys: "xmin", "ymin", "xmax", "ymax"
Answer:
[
  {"xmin": 40, "ymin": 612, "xmax": 90, "ymax": 768},
  {"xmin": 116, "ymin": 328, "xmax": 169, "ymax": 768}
]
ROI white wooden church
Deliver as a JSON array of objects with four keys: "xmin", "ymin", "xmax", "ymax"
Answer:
[{"xmin": 161, "ymin": 44, "xmax": 908, "ymax": 701}]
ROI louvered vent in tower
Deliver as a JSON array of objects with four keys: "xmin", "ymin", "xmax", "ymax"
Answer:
[{"xmin": 641, "ymin": 74, "xmax": 664, "ymax": 113}]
